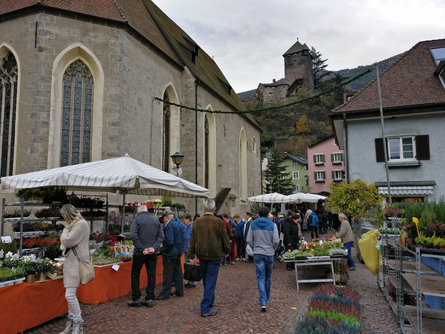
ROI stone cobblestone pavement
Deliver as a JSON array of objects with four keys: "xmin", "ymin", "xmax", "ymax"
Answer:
[{"xmin": 26, "ymin": 237, "xmax": 400, "ymax": 333}]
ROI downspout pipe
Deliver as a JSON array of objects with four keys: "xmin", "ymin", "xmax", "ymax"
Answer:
[
  {"xmin": 194, "ymin": 79, "xmax": 199, "ymax": 215},
  {"xmin": 343, "ymin": 113, "xmax": 349, "ymax": 183}
]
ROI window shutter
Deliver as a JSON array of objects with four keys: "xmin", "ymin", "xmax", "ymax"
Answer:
[
  {"xmin": 375, "ymin": 138, "xmax": 385, "ymax": 162},
  {"xmin": 322, "ymin": 171, "xmax": 326, "ymax": 179},
  {"xmin": 321, "ymin": 154, "xmax": 325, "ymax": 163},
  {"xmin": 330, "ymin": 154, "xmax": 334, "ymax": 162},
  {"xmin": 341, "ymin": 153, "xmax": 344, "ymax": 161},
  {"xmin": 416, "ymin": 135, "xmax": 430, "ymax": 160},
  {"xmin": 331, "ymin": 171, "xmax": 335, "ymax": 179},
  {"xmin": 313, "ymin": 155, "xmax": 316, "ymax": 163},
  {"xmin": 314, "ymin": 171, "xmax": 317, "ymax": 180}
]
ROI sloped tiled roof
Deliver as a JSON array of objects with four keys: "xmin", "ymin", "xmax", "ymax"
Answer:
[
  {"xmin": 0, "ymin": 0, "xmax": 256, "ymax": 126},
  {"xmin": 283, "ymin": 41, "xmax": 310, "ymax": 57},
  {"xmin": 284, "ymin": 154, "xmax": 307, "ymax": 165},
  {"xmin": 333, "ymin": 38, "xmax": 445, "ymax": 114}
]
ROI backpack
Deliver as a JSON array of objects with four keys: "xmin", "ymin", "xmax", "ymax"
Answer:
[{"xmin": 236, "ymin": 220, "xmax": 245, "ymax": 239}]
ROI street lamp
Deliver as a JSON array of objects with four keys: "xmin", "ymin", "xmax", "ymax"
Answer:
[{"xmin": 171, "ymin": 152, "xmax": 184, "ymax": 177}]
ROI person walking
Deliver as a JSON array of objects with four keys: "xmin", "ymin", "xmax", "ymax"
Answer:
[
  {"xmin": 336, "ymin": 213, "xmax": 356, "ymax": 270},
  {"xmin": 307, "ymin": 209, "xmax": 319, "ymax": 240},
  {"xmin": 246, "ymin": 206, "xmax": 280, "ymax": 312},
  {"xmin": 128, "ymin": 205, "xmax": 164, "ymax": 307},
  {"xmin": 234, "ymin": 214, "xmax": 245, "ymax": 260},
  {"xmin": 155, "ymin": 210, "xmax": 184, "ymax": 300},
  {"xmin": 182, "ymin": 213, "xmax": 196, "ymax": 288},
  {"xmin": 187, "ymin": 199, "xmax": 230, "ymax": 317},
  {"xmin": 244, "ymin": 212, "xmax": 254, "ymax": 261},
  {"xmin": 59, "ymin": 204, "xmax": 90, "ymax": 334}
]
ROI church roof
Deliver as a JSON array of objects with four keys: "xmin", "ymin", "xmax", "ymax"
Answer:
[
  {"xmin": 0, "ymin": 0, "xmax": 257, "ymax": 126},
  {"xmin": 332, "ymin": 38, "xmax": 445, "ymax": 114},
  {"xmin": 283, "ymin": 41, "xmax": 310, "ymax": 57}
]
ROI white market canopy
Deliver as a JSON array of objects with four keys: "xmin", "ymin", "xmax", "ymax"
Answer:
[
  {"xmin": 248, "ymin": 192, "xmax": 327, "ymax": 204},
  {"xmin": 1, "ymin": 155, "xmax": 210, "ymax": 198},
  {"xmin": 284, "ymin": 192, "xmax": 327, "ymax": 204},
  {"xmin": 247, "ymin": 192, "xmax": 289, "ymax": 204}
]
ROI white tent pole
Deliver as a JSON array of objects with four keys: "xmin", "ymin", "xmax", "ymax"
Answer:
[{"xmin": 121, "ymin": 192, "xmax": 126, "ymax": 235}]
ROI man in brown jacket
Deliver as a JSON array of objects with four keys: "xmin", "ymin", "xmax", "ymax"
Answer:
[{"xmin": 187, "ymin": 199, "xmax": 230, "ymax": 317}]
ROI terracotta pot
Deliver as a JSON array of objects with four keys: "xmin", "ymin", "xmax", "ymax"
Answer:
[
  {"xmin": 26, "ymin": 274, "xmax": 35, "ymax": 284},
  {"xmin": 37, "ymin": 272, "xmax": 47, "ymax": 281}
]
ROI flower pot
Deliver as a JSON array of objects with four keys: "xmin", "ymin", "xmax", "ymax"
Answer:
[
  {"xmin": 26, "ymin": 274, "xmax": 36, "ymax": 284},
  {"xmin": 37, "ymin": 272, "xmax": 47, "ymax": 281}
]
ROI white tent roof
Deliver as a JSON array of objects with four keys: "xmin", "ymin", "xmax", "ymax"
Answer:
[
  {"xmin": 248, "ymin": 192, "xmax": 289, "ymax": 203},
  {"xmin": 1, "ymin": 155, "xmax": 209, "ymax": 198},
  {"xmin": 285, "ymin": 193, "xmax": 327, "ymax": 203}
]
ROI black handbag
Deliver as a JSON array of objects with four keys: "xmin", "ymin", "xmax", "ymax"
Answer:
[{"xmin": 183, "ymin": 262, "xmax": 202, "ymax": 282}]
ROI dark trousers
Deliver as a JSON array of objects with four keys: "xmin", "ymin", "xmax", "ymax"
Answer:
[
  {"xmin": 235, "ymin": 238, "xmax": 245, "ymax": 259},
  {"xmin": 199, "ymin": 259, "xmax": 221, "ymax": 314},
  {"xmin": 309, "ymin": 225, "xmax": 319, "ymax": 239},
  {"xmin": 158, "ymin": 256, "xmax": 183, "ymax": 298},
  {"xmin": 131, "ymin": 253, "xmax": 157, "ymax": 301}
]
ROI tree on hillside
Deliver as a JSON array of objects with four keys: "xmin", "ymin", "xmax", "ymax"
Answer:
[
  {"xmin": 327, "ymin": 179, "xmax": 382, "ymax": 219},
  {"xmin": 311, "ymin": 47, "xmax": 330, "ymax": 89},
  {"xmin": 295, "ymin": 114, "xmax": 310, "ymax": 134},
  {"xmin": 265, "ymin": 148, "xmax": 294, "ymax": 195}
]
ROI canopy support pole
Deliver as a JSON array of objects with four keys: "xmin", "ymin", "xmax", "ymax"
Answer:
[{"xmin": 121, "ymin": 192, "xmax": 126, "ymax": 235}]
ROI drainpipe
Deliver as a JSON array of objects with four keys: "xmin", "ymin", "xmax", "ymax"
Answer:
[
  {"xmin": 194, "ymin": 79, "xmax": 199, "ymax": 215},
  {"xmin": 343, "ymin": 113, "xmax": 349, "ymax": 183}
]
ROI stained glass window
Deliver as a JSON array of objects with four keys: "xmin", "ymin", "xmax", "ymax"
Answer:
[
  {"xmin": 0, "ymin": 53, "xmax": 18, "ymax": 177},
  {"xmin": 60, "ymin": 59, "xmax": 93, "ymax": 166}
]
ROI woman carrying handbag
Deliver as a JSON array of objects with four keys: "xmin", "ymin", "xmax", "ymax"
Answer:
[{"xmin": 59, "ymin": 204, "xmax": 91, "ymax": 334}]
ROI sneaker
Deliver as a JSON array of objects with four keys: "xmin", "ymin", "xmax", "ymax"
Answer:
[
  {"xmin": 127, "ymin": 300, "xmax": 142, "ymax": 307},
  {"xmin": 349, "ymin": 266, "xmax": 356, "ymax": 271},
  {"xmin": 201, "ymin": 309, "xmax": 217, "ymax": 317},
  {"xmin": 184, "ymin": 283, "xmax": 196, "ymax": 288},
  {"xmin": 231, "ymin": 261, "xmax": 235, "ymax": 265},
  {"xmin": 261, "ymin": 305, "xmax": 267, "ymax": 312},
  {"xmin": 142, "ymin": 300, "xmax": 153, "ymax": 308}
]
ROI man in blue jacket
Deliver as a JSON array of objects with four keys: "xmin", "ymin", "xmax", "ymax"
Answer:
[
  {"xmin": 154, "ymin": 209, "xmax": 184, "ymax": 300},
  {"xmin": 246, "ymin": 206, "xmax": 280, "ymax": 312}
]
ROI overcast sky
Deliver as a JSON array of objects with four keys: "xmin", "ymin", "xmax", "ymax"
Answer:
[{"xmin": 152, "ymin": 0, "xmax": 445, "ymax": 93}]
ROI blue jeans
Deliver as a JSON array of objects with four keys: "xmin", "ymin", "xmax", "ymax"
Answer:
[
  {"xmin": 253, "ymin": 254, "xmax": 274, "ymax": 306},
  {"xmin": 198, "ymin": 259, "xmax": 221, "ymax": 314},
  {"xmin": 344, "ymin": 241, "xmax": 355, "ymax": 268}
]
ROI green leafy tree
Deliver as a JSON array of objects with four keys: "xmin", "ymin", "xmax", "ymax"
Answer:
[
  {"xmin": 327, "ymin": 179, "xmax": 382, "ymax": 218},
  {"xmin": 265, "ymin": 148, "xmax": 294, "ymax": 195}
]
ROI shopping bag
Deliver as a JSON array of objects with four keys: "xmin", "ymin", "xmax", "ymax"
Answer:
[
  {"xmin": 72, "ymin": 247, "xmax": 95, "ymax": 285},
  {"xmin": 184, "ymin": 262, "xmax": 202, "ymax": 282}
]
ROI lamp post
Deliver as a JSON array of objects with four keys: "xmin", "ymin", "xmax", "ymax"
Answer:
[{"xmin": 171, "ymin": 152, "xmax": 184, "ymax": 177}]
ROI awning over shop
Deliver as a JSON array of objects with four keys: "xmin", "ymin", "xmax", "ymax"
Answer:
[{"xmin": 375, "ymin": 181, "xmax": 436, "ymax": 196}]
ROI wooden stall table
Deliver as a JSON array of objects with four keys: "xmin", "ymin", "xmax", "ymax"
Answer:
[{"xmin": 0, "ymin": 279, "xmax": 67, "ymax": 334}]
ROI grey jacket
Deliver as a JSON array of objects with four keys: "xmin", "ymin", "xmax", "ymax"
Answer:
[
  {"xmin": 246, "ymin": 217, "xmax": 280, "ymax": 256},
  {"xmin": 130, "ymin": 212, "xmax": 164, "ymax": 255}
]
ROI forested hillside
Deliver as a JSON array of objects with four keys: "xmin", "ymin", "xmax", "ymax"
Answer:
[{"xmin": 239, "ymin": 54, "xmax": 401, "ymax": 156}]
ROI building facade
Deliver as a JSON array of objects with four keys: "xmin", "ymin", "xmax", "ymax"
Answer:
[
  {"xmin": 330, "ymin": 39, "xmax": 445, "ymax": 202},
  {"xmin": 307, "ymin": 136, "xmax": 345, "ymax": 194},
  {"xmin": 0, "ymin": 0, "xmax": 261, "ymax": 214},
  {"xmin": 283, "ymin": 153, "xmax": 308, "ymax": 193}
]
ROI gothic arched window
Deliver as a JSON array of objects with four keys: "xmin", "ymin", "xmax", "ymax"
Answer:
[
  {"xmin": 0, "ymin": 53, "xmax": 18, "ymax": 177},
  {"xmin": 204, "ymin": 115, "xmax": 209, "ymax": 188},
  {"xmin": 162, "ymin": 91, "xmax": 170, "ymax": 172},
  {"xmin": 60, "ymin": 59, "xmax": 93, "ymax": 166}
]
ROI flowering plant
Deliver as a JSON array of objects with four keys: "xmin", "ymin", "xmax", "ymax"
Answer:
[
  {"xmin": 1, "ymin": 251, "xmax": 20, "ymax": 268},
  {"xmin": 35, "ymin": 258, "xmax": 55, "ymax": 273},
  {"xmin": 19, "ymin": 254, "xmax": 39, "ymax": 275},
  {"xmin": 38, "ymin": 237, "xmax": 61, "ymax": 259}
]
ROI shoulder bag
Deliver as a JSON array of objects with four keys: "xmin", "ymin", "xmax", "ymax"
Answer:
[{"xmin": 72, "ymin": 247, "xmax": 95, "ymax": 285}]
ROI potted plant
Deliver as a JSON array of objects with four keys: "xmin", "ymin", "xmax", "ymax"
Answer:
[
  {"xmin": 35, "ymin": 258, "xmax": 55, "ymax": 281},
  {"xmin": 18, "ymin": 255, "xmax": 38, "ymax": 283}
]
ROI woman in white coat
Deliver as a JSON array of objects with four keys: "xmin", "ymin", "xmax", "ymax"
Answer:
[{"xmin": 59, "ymin": 204, "xmax": 90, "ymax": 334}]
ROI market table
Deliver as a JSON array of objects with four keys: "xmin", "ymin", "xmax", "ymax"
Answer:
[
  {"xmin": 77, "ymin": 256, "xmax": 166, "ymax": 305},
  {"xmin": 285, "ymin": 256, "xmax": 346, "ymax": 290},
  {"xmin": 0, "ymin": 278, "xmax": 67, "ymax": 334}
]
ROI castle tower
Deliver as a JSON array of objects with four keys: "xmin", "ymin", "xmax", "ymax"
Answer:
[{"xmin": 283, "ymin": 40, "xmax": 314, "ymax": 91}]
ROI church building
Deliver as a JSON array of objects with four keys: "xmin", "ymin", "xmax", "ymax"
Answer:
[{"xmin": 0, "ymin": 0, "xmax": 261, "ymax": 214}]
